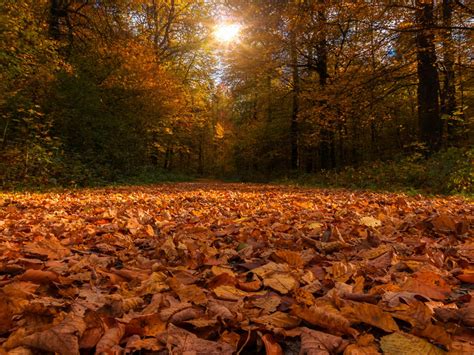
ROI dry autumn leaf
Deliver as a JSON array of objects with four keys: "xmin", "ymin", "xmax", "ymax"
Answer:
[
  {"xmin": 402, "ymin": 270, "xmax": 452, "ymax": 300},
  {"xmin": 380, "ymin": 332, "xmax": 446, "ymax": 355},
  {"xmin": 360, "ymin": 216, "xmax": 382, "ymax": 228},
  {"xmin": 285, "ymin": 327, "xmax": 349, "ymax": 355},
  {"xmin": 292, "ymin": 304, "xmax": 358, "ymax": 337},
  {"xmin": 254, "ymin": 311, "xmax": 300, "ymax": 329},
  {"xmin": 261, "ymin": 333, "xmax": 283, "ymax": 355},
  {"xmin": 157, "ymin": 324, "xmax": 234, "ymax": 354},
  {"xmin": 342, "ymin": 301, "xmax": 399, "ymax": 332},
  {"xmin": 0, "ymin": 183, "xmax": 471, "ymax": 354},
  {"xmin": 18, "ymin": 311, "xmax": 87, "ymax": 355}
]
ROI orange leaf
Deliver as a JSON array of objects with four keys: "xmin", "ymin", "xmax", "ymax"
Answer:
[{"xmin": 261, "ymin": 334, "xmax": 283, "ymax": 355}]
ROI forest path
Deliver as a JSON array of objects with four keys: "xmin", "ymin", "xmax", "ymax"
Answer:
[{"xmin": 0, "ymin": 183, "xmax": 473, "ymax": 353}]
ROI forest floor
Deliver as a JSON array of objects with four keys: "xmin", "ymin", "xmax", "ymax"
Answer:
[{"xmin": 0, "ymin": 183, "xmax": 473, "ymax": 354}]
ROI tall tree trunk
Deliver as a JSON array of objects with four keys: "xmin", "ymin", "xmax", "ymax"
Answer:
[
  {"xmin": 316, "ymin": 3, "xmax": 333, "ymax": 169},
  {"xmin": 49, "ymin": 0, "xmax": 62, "ymax": 40},
  {"xmin": 441, "ymin": 0, "xmax": 458, "ymax": 143},
  {"xmin": 415, "ymin": 0, "xmax": 442, "ymax": 152},
  {"xmin": 290, "ymin": 29, "xmax": 300, "ymax": 170}
]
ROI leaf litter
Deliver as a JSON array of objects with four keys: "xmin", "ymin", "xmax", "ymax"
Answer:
[{"xmin": 0, "ymin": 183, "xmax": 472, "ymax": 354}]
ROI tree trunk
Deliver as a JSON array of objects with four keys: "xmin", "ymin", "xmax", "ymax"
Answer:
[
  {"xmin": 290, "ymin": 29, "xmax": 300, "ymax": 170},
  {"xmin": 415, "ymin": 0, "xmax": 442, "ymax": 152},
  {"xmin": 316, "ymin": 3, "xmax": 333, "ymax": 169},
  {"xmin": 49, "ymin": 0, "xmax": 62, "ymax": 40},
  {"xmin": 441, "ymin": 0, "xmax": 458, "ymax": 143}
]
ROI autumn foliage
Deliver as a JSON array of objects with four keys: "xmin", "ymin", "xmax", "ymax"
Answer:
[
  {"xmin": 1, "ymin": 183, "xmax": 472, "ymax": 353},
  {"xmin": 1, "ymin": 1, "xmax": 473, "ymax": 191}
]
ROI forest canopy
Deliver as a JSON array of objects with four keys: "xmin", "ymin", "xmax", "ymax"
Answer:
[{"xmin": 0, "ymin": 0, "xmax": 472, "ymax": 193}]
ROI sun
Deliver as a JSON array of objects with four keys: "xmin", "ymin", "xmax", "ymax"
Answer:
[{"xmin": 214, "ymin": 23, "xmax": 240, "ymax": 43}]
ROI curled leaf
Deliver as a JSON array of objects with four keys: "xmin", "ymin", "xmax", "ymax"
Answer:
[{"xmin": 95, "ymin": 322, "xmax": 125, "ymax": 354}]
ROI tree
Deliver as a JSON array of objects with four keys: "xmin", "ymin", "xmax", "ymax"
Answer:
[{"xmin": 415, "ymin": 0, "xmax": 442, "ymax": 153}]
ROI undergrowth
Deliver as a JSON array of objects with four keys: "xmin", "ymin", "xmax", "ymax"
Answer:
[{"xmin": 277, "ymin": 148, "xmax": 473, "ymax": 196}]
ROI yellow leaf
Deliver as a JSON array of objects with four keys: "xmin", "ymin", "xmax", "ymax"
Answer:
[
  {"xmin": 263, "ymin": 273, "xmax": 298, "ymax": 294},
  {"xmin": 380, "ymin": 332, "xmax": 445, "ymax": 355},
  {"xmin": 360, "ymin": 216, "xmax": 382, "ymax": 228}
]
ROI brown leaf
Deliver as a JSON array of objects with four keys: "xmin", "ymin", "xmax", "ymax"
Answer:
[
  {"xmin": 390, "ymin": 301, "xmax": 432, "ymax": 328},
  {"xmin": 343, "ymin": 334, "xmax": 380, "ymax": 355},
  {"xmin": 211, "ymin": 265, "xmax": 236, "ymax": 277},
  {"xmin": 18, "ymin": 269, "xmax": 58, "ymax": 284},
  {"xmin": 137, "ymin": 272, "xmax": 169, "ymax": 295},
  {"xmin": 125, "ymin": 335, "xmax": 162, "ymax": 352},
  {"xmin": 213, "ymin": 285, "xmax": 265, "ymax": 301},
  {"xmin": 157, "ymin": 324, "xmax": 234, "ymax": 354},
  {"xmin": 0, "ymin": 287, "xmax": 30, "ymax": 334},
  {"xmin": 285, "ymin": 327, "xmax": 349, "ymax": 355},
  {"xmin": 429, "ymin": 214, "xmax": 457, "ymax": 233},
  {"xmin": 413, "ymin": 323, "xmax": 452, "ymax": 348},
  {"xmin": 169, "ymin": 277, "xmax": 207, "ymax": 305},
  {"xmin": 207, "ymin": 300, "xmax": 234, "ymax": 321},
  {"xmin": 402, "ymin": 271, "xmax": 452, "ymax": 300},
  {"xmin": 125, "ymin": 313, "xmax": 166, "ymax": 336},
  {"xmin": 169, "ymin": 307, "xmax": 203, "ymax": 324},
  {"xmin": 238, "ymin": 279, "xmax": 262, "ymax": 292},
  {"xmin": 273, "ymin": 250, "xmax": 305, "ymax": 268},
  {"xmin": 250, "ymin": 294, "xmax": 281, "ymax": 313},
  {"xmin": 342, "ymin": 302, "xmax": 399, "ymax": 332},
  {"xmin": 159, "ymin": 302, "xmax": 193, "ymax": 322},
  {"xmin": 456, "ymin": 269, "xmax": 474, "ymax": 283},
  {"xmin": 254, "ymin": 311, "xmax": 300, "ymax": 329},
  {"xmin": 79, "ymin": 311, "xmax": 106, "ymax": 349},
  {"xmin": 23, "ymin": 236, "xmax": 70, "ymax": 260},
  {"xmin": 20, "ymin": 311, "xmax": 86, "ymax": 355},
  {"xmin": 5, "ymin": 347, "xmax": 34, "ymax": 355},
  {"xmin": 434, "ymin": 306, "xmax": 474, "ymax": 327},
  {"xmin": 263, "ymin": 273, "xmax": 298, "ymax": 294},
  {"xmin": 292, "ymin": 305, "xmax": 358, "ymax": 337},
  {"xmin": 95, "ymin": 322, "xmax": 125, "ymax": 354}
]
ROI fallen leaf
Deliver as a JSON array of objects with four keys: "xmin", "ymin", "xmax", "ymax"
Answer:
[
  {"xmin": 342, "ymin": 302, "xmax": 399, "ymax": 332},
  {"xmin": 261, "ymin": 333, "xmax": 283, "ymax": 355},
  {"xmin": 125, "ymin": 335, "xmax": 162, "ymax": 352},
  {"xmin": 213, "ymin": 285, "xmax": 265, "ymax": 301},
  {"xmin": 273, "ymin": 250, "xmax": 304, "ymax": 268},
  {"xmin": 285, "ymin": 327, "xmax": 349, "ymax": 355},
  {"xmin": 125, "ymin": 313, "xmax": 166, "ymax": 336},
  {"xmin": 95, "ymin": 322, "xmax": 125, "ymax": 354},
  {"xmin": 292, "ymin": 305, "xmax": 358, "ymax": 337},
  {"xmin": 18, "ymin": 269, "xmax": 58, "ymax": 284},
  {"xmin": 402, "ymin": 271, "xmax": 452, "ymax": 300},
  {"xmin": 263, "ymin": 273, "xmax": 298, "ymax": 294},
  {"xmin": 343, "ymin": 334, "xmax": 380, "ymax": 355},
  {"xmin": 360, "ymin": 217, "xmax": 382, "ymax": 228},
  {"xmin": 19, "ymin": 311, "xmax": 86, "ymax": 355},
  {"xmin": 169, "ymin": 278, "xmax": 207, "ymax": 305},
  {"xmin": 157, "ymin": 324, "xmax": 234, "ymax": 354},
  {"xmin": 380, "ymin": 332, "xmax": 445, "ymax": 355},
  {"xmin": 254, "ymin": 311, "xmax": 300, "ymax": 329}
]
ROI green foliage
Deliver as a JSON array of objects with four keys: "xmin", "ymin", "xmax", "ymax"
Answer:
[
  {"xmin": 280, "ymin": 148, "xmax": 473, "ymax": 195},
  {"xmin": 0, "ymin": 1, "xmax": 65, "ymax": 186}
]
